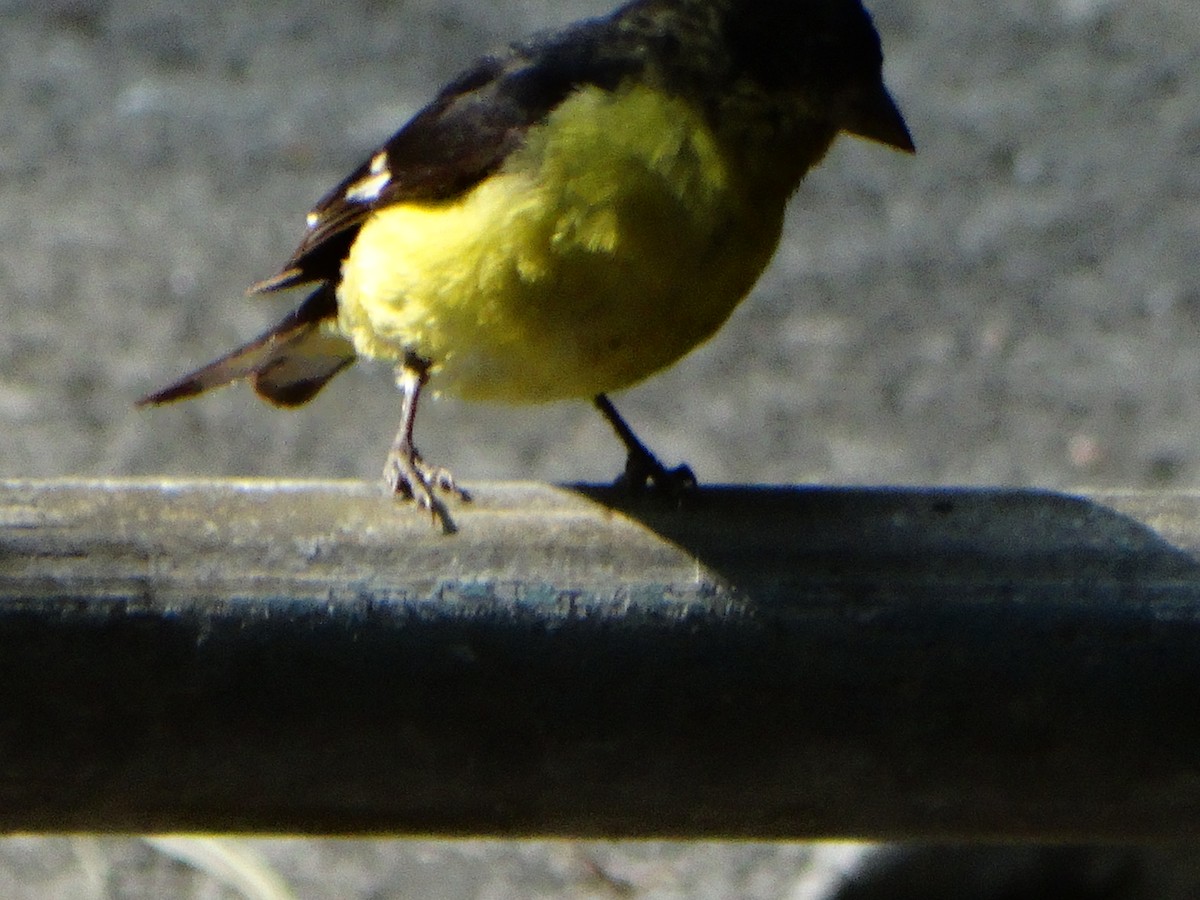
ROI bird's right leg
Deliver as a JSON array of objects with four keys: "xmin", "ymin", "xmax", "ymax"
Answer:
[{"xmin": 384, "ymin": 354, "xmax": 471, "ymax": 531}]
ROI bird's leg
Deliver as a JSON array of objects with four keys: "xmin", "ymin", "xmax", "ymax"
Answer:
[
  {"xmin": 384, "ymin": 355, "xmax": 471, "ymax": 530},
  {"xmin": 593, "ymin": 393, "xmax": 696, "ymax": 497}
]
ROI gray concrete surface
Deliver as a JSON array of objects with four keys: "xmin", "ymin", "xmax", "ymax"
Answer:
[{"xmin": 2, "ymin": 0, "xmax": 1198, "ymax": 896}]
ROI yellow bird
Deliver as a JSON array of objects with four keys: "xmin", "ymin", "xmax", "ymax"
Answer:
[{"xmin": 141, "ymin": 0, "xmax": 913, "ymax": 527}]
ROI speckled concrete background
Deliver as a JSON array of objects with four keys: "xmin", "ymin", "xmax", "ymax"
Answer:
[{"xmin": 3, "ymin": 0, "xmax": 1199, "ymax": 896}]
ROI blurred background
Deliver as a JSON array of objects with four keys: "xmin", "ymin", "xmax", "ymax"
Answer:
[{"xmin": 2, "ymin": 0, "xmax": 1199, "ymax": 896}]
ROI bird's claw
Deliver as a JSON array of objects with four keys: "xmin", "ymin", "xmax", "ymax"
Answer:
[
  {"xmin": 383, "ymin": 444, "xmax": 471, "ymax": 533},
  {"xmin": 616, "ymin": 449, "xmax": 697, "ymax": 504}
]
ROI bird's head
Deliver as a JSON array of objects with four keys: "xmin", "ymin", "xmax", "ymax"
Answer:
[{"xmin": 720, "ymin": 0, "xmax": 914, "ymax": 152}]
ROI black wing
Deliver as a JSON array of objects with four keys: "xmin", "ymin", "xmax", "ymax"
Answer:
[{"xmin": 251, "ymin": 14, "xmax": 648, "ymax": 295}]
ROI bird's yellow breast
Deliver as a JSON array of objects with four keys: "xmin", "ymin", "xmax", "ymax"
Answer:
[{"xmin": 336, "ymin": 82, "xmax": 791, "ymax": 403}]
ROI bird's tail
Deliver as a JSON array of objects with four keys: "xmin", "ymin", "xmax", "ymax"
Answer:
[{"xmin": 138, "ymin": 284, "xmax": 356, "ymax": 409}]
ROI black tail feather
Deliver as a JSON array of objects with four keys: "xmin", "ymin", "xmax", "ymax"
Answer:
[{"xmin": 138, "ymin": 284, "xmax": 355, "ymax": 409}]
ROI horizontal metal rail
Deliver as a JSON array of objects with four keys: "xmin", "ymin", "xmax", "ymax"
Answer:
[{"xmin": 1, "ymin": 478, "xmax": 1199, "ymax": 838}]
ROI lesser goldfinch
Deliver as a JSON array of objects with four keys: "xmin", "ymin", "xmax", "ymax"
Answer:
[{"xmin": 140, "ymin": 0, "xmax": 913, "ymax": 526}]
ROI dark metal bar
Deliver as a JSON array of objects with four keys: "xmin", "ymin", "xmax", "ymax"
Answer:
[{"xmin": 1, "ymin": 478, "xmax": 1199, "ymax": 838}]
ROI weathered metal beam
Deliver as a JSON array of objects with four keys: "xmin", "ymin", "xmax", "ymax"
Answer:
[{"xmin": 1, "ymin": 478, "xmax": 1199, "ymax": 838}]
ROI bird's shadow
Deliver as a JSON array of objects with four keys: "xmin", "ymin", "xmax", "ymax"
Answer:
[{"xmin": 565, "ymin": 482, "xmax": 1200, "ymax": 604}]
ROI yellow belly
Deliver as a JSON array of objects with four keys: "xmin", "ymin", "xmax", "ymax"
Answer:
[{"xmin": 336, "ymin": 83, "xmax": 789, "ymax": 403}]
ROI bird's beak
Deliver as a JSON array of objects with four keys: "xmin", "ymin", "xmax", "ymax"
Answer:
[{"xmin": 841, "ymin": 82, "xmax": 915, "ymax": 153}]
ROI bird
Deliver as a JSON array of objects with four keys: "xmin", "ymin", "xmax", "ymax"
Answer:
[{"xmin": 139, "ymin": 0, "xmax": 914, "ymax": 530}]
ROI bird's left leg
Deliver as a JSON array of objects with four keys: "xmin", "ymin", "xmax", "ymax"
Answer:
[
  {"xmin": 384, "ymin": 354, "xmax": 471, "ymax": 530},
  {"xmin": 593, "ymin": 393, "xmax": 696, "ymax": 498}
]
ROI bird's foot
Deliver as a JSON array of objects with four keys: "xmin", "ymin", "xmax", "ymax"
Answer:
[
  {"xmin": 615, "ymin": 446, "xmax": 697, "ymax": 504},
  {"xmin": 593, "ymin": 394, "xmax": 696, "ymax": 504},
  {"xmin": 383, "ymin": 443, "xmax": 471, "ymax": 533}
]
